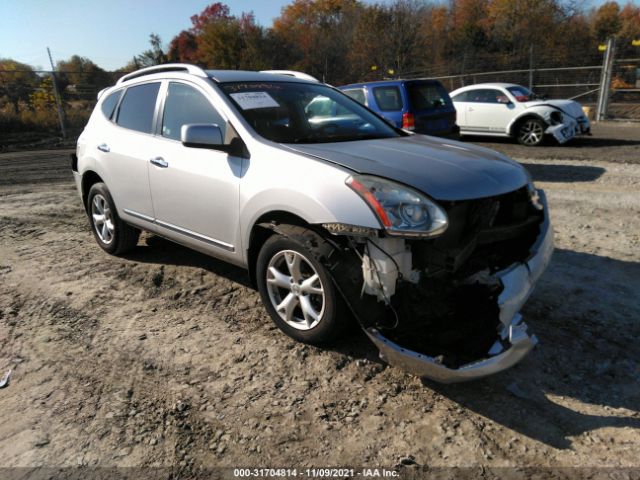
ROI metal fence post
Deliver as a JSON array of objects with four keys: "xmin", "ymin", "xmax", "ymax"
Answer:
[
  {"xmin": 596, "ymin": 37, "xmax": 616, "ymax": 122},
  {"xmin": 528, "ymin": 44, "xmax": 534, "ymax": 90},
  {"xmin": 47, "ymin": 47, "xmax": 67, "ymax": 140}
]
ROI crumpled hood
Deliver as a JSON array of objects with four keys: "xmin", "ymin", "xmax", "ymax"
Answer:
[
  {"xmin": 283, "ymin": 135, "xmax": 529, "ymax": 201},
  {"xmin": 524, "ymin": 99, "xmax": 584, "ymax": 118}
]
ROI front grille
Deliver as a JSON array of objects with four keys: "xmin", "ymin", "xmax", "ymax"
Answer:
[{"xmin": 410, "ymin": 187, "xmax": 543, "ymax": 276}]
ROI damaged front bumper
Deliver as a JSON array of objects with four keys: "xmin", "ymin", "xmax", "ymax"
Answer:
[
  {"xmin": 546, "ymin": 115, "xmax": 591, "ymax": 144},
  {"xmin": 366, "ymin": 191, "xmax": 554, "ymax": 383}
]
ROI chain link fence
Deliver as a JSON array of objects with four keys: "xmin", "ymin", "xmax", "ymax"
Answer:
[
  {"xmin": 0, "ymin": 69, "xmax": 123, "ymax": 149},
  {"xmin": 1, "ymin": 52, "xmax": 639, "ymax": 149}
]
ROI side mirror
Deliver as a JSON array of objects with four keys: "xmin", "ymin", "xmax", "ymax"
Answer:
[
  {"xmin": 497, "ymin": 96, "xmax": 512, "ymax": 105},
  {"xmin": 181, "ymin": 124, "xmax": 224, "ymax": 149}
]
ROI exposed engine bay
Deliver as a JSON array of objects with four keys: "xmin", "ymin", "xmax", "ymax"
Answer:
[{"xmin": 266, "ymin": 186, "xmax": 553, "ymax": 382}]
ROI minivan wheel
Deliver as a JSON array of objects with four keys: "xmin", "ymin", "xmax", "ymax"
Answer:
[
  {"xmin": 256, "ymin": 233, "xmax": 344, "ymax": 345},
  {"xmin": 87, "ymin": 182, "xmax": 139, "ymax": 255},
  {"xmin": 517, "ymin": 118, "xmax": 546, "ymax": 146}
]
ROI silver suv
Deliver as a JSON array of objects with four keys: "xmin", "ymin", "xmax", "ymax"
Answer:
[{"xmin": 72, "ymin": 64, "xmax": 553, "ymax": 382}]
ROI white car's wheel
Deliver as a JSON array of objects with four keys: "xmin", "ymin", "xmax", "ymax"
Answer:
[{"xmin": 517, "ymin": 118, "xmax": 546, "ymax": 146}]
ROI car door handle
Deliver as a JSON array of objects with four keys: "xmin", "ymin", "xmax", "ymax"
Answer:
[
  {"xmin": 467, "ymin": 107, "xmax": 474, "ymax": 112},
  {"xmin": 97, "ymin": 143, "xmax": 110, "ymax": 152},
  {"xmin": 150, "ymin": 157, "xmax": 168, "ymax": 168}
]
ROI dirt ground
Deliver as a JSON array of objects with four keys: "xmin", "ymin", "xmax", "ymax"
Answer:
[{"xmin": 0, "ymin": 123, "xmax": 639, "ymax": 477}]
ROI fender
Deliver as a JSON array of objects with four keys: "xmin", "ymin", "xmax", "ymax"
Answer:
[{"xmin": 507, "ymin": 111, "xmax": 548, "ymax": 137}]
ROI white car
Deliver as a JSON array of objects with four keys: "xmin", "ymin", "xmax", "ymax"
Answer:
[{"xmin": 450, "ymin": 83, "xmax": 590, "ymax": 146}]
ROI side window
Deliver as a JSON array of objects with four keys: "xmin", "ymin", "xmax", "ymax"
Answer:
[
  {"xmin": 162, "ymin": 82, "xmax": 226, "ymax": 141},
  {"xmin": 372, "ymin": 86, "xmax": 403, "ymax": 111},
  {"xmin": 116, "ymin": 83, "xmax": 160, "ymax": 133},
  {"xmin": 451, "ymin": 91, "xmax": 469, "ymax": 102},
  {"xmin": 305, "ymin": 96, "xmax": 332, "ymax": 117},
  {"xmin": 101, "ymin": 90, "xmax": 122, "ymax": 120},
  {"xmin": 465, "ymin": 89, "xmax": 504, "ymax": 104},
  {"xmin": 344, "ymin": 89, "xmax": 366, "ymax": 105}
]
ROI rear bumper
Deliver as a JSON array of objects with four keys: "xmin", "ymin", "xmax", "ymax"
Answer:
[{"xmin": 366, "ymin": 191, "xmax": 553, "ymax": 383}]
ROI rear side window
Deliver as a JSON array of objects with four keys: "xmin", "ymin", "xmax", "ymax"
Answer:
[
  {"xmin": 462, "ymin": 89, "xmax": 504, "ymax": 104},
  {"xmin": 162, "ymin": 82, "xmax": 226, "ymax": 141},
  {"xmin": 407, "ymin": 83, "xmax": 451, "ymax": 110},
  {"xmin": 343, "ymin": 89, "xmax": 366, "ymax": 105},
  {"xmin": 373, "ymin": 86, "xmax": 403, "ymax": 111},
  {"xmin": 101, "ymin": 90, "xmax": 122, "ymax": 120},
  {"xmin": 116, "ymin": 83, "xmax": 160, "ymax": 133}
]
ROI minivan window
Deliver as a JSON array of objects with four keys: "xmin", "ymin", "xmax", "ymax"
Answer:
[
  {"xmin": 116, "ymin": 82, "xmax": 160, "ymax": 134},
  {"xmin": 343, "ymin": 89, "xmax": 366, "ymax": 105},
  {"xmin": 407, "ymin": 83, "xmax": 451, "ymax": 110},
  {"xmin": 101, "ymin": 90, "xmax": 122, "ymax": 120},
  {"xmin": 373, "ymin": 86, "xmax": 403, "ymax": 111},
  {"xmin": 162, "ymin": 82, "xmax": 226, "ymax": 141}
]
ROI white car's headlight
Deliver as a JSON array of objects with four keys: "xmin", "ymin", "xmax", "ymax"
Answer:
[{"xmin": 346, "ymin": 174, "xmax": 448, "ymax": 237}]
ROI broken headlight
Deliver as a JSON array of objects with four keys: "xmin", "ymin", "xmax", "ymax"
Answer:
[{"xmin": 346, "ymin": 174, "xmax": 448, "ymax": 237}]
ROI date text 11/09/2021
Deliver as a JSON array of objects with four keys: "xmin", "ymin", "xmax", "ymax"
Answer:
[{"xmin": 233, "ymin": 468, "xmax": 399, "ymax": 478}]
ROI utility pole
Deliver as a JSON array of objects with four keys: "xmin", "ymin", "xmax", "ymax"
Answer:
[
  {"xmin": 47, "ymin": 47, "xmax": 67, "ymax": 140},
  {"xmin": 596, "ymin": 37, "xmax": 616, "ymax": 122}
]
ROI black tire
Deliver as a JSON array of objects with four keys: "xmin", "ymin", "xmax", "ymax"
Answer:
[
  {"xmin": 87, "ymin": 182, "xmax": 139, "ymax": 255},
  {"xmin": 516, "ymin": 118, "xmax": 546, "ymax": 146},
  {"xmin": 256, "ymin": 231, "xmax": 346, "ymax": 345}
]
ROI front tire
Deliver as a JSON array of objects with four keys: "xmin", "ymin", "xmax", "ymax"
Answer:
[
  {"xmin": 87, "ymin": 182, "xmax": 139, "ymax": 255},
  {"xmin": 517, "ymin": 118, "xmax": 546, "ymax": 146},
  {"xmin": 256, "ymin": 232, "xmax": 345, "ymax": 345}
]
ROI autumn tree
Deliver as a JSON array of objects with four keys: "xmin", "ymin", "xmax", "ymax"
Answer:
[
  {"xmin": 273, "ymin": 0, "xmax": 361, "ymax": 82},
  {"xmin": 618, "ymin": 2, "xmax": 640, "ymax": 45},
  {"xmin": 591, "ymin": 1, "xmax": 622, "ymax": 41}
]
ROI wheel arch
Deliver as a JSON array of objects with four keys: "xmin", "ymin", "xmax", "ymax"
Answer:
[
  {"xmin": 246, "ymin": 211, "xmax": 315, "ymax": 288},
  {"xmin": 508, "ymin": 113, "xmax": 548, "ymax": 137},
  {"xmin": 81, "ymin": 170, "xmax": 105, "ymax": 213}
]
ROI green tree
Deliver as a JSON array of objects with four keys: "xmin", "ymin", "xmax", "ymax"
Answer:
[
  {"xmin": 0, "ymin": 59, "xmax": 38, "ymax": 114},
  {"xmin": 56, "ymin": 55, "xmax": 112, "ymax": 99},
  {"xmin": 135, "ymin": 33, "xmax": 168, "ymax": 67}
]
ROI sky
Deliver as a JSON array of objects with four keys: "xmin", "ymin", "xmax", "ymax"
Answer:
[{"xmin": 0, "ymin": 0, "xmax": 615, "ymax": 72}]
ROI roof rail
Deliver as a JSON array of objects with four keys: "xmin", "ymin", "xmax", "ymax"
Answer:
[
  {"xmin": 117, "ymin": 63, "xmax": 208, "ymax": 85},
  {"xmin": 260, "ymin": 70, "xmax": 320, "ymax": 82}
]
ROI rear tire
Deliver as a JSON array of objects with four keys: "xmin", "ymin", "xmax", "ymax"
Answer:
[
  {"xmin": 87, "ymin": 182, "xmax": 139, "ymax": 255},
  {"xmin": 517, "ymin": 118, "xmax": 546, "ymax": 146},
  {"xmin": 256, "ymin": 231, "xmax": 346, "ymax": 345}
]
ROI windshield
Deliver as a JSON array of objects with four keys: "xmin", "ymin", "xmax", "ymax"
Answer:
[
  {"xmin": 219, "ymin": 81, "xmax": 401, "ymax": 144},
  {"xmin": 507, "ymin": 86, "xmax": 536, "ymax": 102}
]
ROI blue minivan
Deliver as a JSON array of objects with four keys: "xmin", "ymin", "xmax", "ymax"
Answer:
[{"xmin": 338, "ymin": 79, "xmax": 459, "ymax": 137}]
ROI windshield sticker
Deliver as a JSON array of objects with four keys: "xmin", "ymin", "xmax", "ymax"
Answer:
[{"xmin": 230, "ymin": 91, "xmax": 280, "ymax": 110}]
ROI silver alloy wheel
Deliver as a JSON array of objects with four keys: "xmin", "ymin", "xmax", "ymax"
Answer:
[
  {"xmin": 91, "ymin": 194, "xmax": 115, "ymax": 245},
  {"xmin": 519, "ymin": 120, "xmax": 544, "ymax": 145},
  {"xmin": 265, "ymin": 250, "xmax": 325, "ymax": 330}
]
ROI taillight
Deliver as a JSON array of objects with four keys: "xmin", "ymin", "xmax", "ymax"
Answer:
[{"xmin": 402, "ymin": 113, "xmax": 415, "ymax": 131}]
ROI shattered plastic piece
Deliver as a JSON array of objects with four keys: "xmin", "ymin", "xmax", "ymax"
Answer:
[{"xmin": 0, "ymin": 369, "xmax": 12, "ymax": 388}]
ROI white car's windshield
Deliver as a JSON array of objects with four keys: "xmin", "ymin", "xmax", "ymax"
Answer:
[
  {"xmin": 220, "ymin": 81, "xmax": 401, "ymax": 144},
  {"xmin": 507, "ymin": 86, "xmax": 536, "ymax": 102}
]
